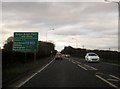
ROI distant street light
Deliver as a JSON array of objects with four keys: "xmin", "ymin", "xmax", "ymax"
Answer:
[
  {"xmin": 82, "ymin": 45, "xmax": 85, "ymax": 49},
  {"xmin": 72, "ymin": 38, "xmax": 78, "ymax": 48},
  {"xmin": 45, "ymin": 28, "xmax": 54, "ymax": 56},
  {"xmin": 104, "ymin": 0, "xmax": 120, "ymax": 51},
  {"xmin": 104, "ymin": 0, "xmax": 119, "ymax": 23},
  {"xmin": 46, "ymin": 28, "xmax": 54, "ymax": 42}
]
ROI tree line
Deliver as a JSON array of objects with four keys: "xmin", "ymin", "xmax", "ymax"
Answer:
[
  {"xmin": 61, "ymin": 46, "xmax": 120, "ymax": 62},
  {"xmin": 2, "ymin": 37, "xmax": 57, "ymax": 69}
]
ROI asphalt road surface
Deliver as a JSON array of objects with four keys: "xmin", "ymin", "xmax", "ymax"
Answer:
[{"xmin": 19, "ymin": 56, "xmax": 120, "ymax": 88}]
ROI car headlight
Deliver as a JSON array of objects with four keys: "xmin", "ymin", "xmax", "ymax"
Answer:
[
  {"xmin": 97, "ymin": 57, "xmax": 100, "ymax": 59},
  {"xmin": 88, "ymin": 57, "xmax": 92, "ymax": 60}
]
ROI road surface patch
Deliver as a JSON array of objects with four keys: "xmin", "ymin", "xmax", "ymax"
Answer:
[
  {"xmin": 69, "ymin": 60, "xmax": 98, "ymax": 71},
  {"xmin": 72, "ymin": 61, "xmax": 76, "ymax": 64},
  {"xmin": 84, "ymin": 64, "xmax": 98, "ymax": 70},
  {"xmin": 102, "ymin": 62, "xmax": 120, "ymax": 67},
  {"xmin": 96, "ymin": 72, "xmax": 103, "ymax": 75},
  {"xmin": 96, "ymin": 75, "xmax": 118, "ymax": 88},
  {"xmin": 77, "ymin": 64, "xmax": 87, "ymax": 70},
  {"xmin": 75, "ymin": 61, "xmax": 81, "ymax": 64},
  {"xmin": 95, "ymin": 73, "xmax": 119, "ymax": 89},
  {"xmin": 17, "ymin": 58, "xmax": 55, "ymax": 88},
  {"xmin": 109, "ymin": 74, "xmax": 120, "ymax": 80},
  {"xmin": 107, "ymin": 79, "xmax": 119, "ymax": 82}
]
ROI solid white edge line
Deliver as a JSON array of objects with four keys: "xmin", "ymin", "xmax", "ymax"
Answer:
[
  {"xmin": 37, "ymin": 58, "xmax": 55, "ymax": 73},
  {"xmin": 78, "ymin": 64, "xmax": 87, "ymax": 70},
  {"xmin": 109, "ymin": 74, "xmax": 120, "ymax": 80},
  {"xmin": 96, "ymin": 75, "xmax": 118, "ymax": 88},
  {"xmin": 17, "ymin": 58, "xmax": 55, "ymax": 88},
  {"xmin": 84, "ymin": 64, "xmax": 98, "ymax": 70}
]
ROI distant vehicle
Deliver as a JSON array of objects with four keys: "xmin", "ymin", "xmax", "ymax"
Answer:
[
  {"xmin": 85, "ymin": 53, "xmax": 100, "ymax": 62},
  {"xmin": 65, "ymin": 54, "xmax": 70, "ymax": 57},
  {"xmin": 55, "ymin": 52, "xmax": 63, "ymax": 60},
  {"xmin": 61, "ymin": 54, "xmax": 70, "ymax": 58}
]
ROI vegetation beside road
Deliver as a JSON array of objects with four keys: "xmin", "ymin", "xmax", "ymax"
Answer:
[
  {"xmin": 2, "ymin": 38, "xmax": 57, "ymax": 87},
  {"xmin": 3, "ymin": 56, "xmax": 54, "ymax": 87},
  {"xmin": 61, "ymin": 46, "xmax": 120, "ymax": 65}
]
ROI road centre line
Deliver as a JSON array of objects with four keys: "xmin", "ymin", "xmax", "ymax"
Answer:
[
  {"xmin": 78, "ymin": 64, "xmax": 87, "ymax": 70},
  {"xmin": 17, "ymin": 58, "xmax": 55, "ymax": 88},
  {"xmin": 96, "ymin": 75, "xmax": 118, "ymax": 88},
  {"xmin": 84, "ymin": 64, "xmax": 98, "ymax": 70},
  {"xmin": 109, "ymin": 74, "xmax": 120, "ymax": 80}
]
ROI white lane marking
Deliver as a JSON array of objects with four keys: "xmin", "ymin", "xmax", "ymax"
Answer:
[
  {"xmin": 78, "ymin": 64, "xmax": 87, "ymax": 70},
  {"xmin": 72, "ymin": 61, "xmax": 76, "ymax": 64},
  {"xmin": 73, "ymin": 62, "xmax": 76, "ymax": 64},
  {"xmin": 37, "ymin": 58, "xmax": 55, "ymax": 73},
  {"xmin": 102, "ymin": 62, "xmax": 120, "ymax": 67},
  {"xmin": 107, "ymin": 79, "xmax": 119, "ymax": 82},
  {"xmin": 109, "ymin": 74, "xmax": 120, "ymax": 80},
  {"xmin": 17, "ymin": 58, "xmax": 55, "ymax": 88},
  {"xmin": 96, "ymin": 75, "xmax": 118, "ymax": 88},
  {"xmin": 84, "ymin": 64, "xmax": 98, "ymax": 70},
  {"xmin": 76, "ymin": 61, "xmax": 81, "ymax": 64}
]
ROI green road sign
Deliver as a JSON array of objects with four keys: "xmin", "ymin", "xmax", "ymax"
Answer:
[{"xmin": 13, "ymin": 32, "xmax": 38, "ymax": 53}]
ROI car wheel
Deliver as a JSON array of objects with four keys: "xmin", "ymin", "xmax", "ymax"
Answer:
[{"xmin": 87, "ymin": 59, "xmax": 89, "ymax": 63}]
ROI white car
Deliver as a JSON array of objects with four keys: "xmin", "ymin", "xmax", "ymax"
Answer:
[{"xmin": 85, "ymin": 53, "xmax": 100, "ymax": 62}]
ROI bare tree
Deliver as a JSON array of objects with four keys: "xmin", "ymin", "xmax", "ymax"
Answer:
[{"xmin": 3, "ymin": 36, "xmax": 14, "ymax": 51}]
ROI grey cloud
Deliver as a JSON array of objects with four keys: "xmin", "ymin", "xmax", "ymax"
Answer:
[
  {"xmin": 1, "ymin": 2, "xmax": 118, "ymax": 51},
  {"xmin": 3, "ymin": 2, "xmax": 117, "ymax": 24},
  {"xmin": 3, "ymin": 2, "xmax": 118, "ymax": 32}
]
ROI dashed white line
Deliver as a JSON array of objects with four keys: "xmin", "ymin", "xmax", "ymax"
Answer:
[
  {"xmin": 78, "ymin": 64, "xmax": 87, "ymax": 70},
  {"xmin": 84, "ymin": 64, "xmax": 98, "ymax": 70},
  {"xmin": 109, "ymin": 74, "xmax": 120, "ymax": 80},
  {"xmin": 72, "ymin": 61, "xmax": 76, "ymax": 64},
  {"xmin": 76, "ymin": 61, "xmax": 81, "ymax": 64},
  {"xmin": 96, "ymin": 75, "xmax": 118, "ymax": 88},
  {"xmin": 17, "ymin": 58, "xmax": 55, "ymax": 88}
]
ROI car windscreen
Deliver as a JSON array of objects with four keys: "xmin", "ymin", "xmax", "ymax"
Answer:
[
  {"xmin": 88, "ymin": 54, "xmax": 97, "ymax": 56},
  {"xmin": 57, "ymin": 54, "xmax": 61, "ymax": 56}
]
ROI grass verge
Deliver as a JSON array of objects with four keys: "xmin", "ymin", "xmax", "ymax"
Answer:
[{"xmin": 3, "ymin": 56, "xmax": 55, "ymax": 87}]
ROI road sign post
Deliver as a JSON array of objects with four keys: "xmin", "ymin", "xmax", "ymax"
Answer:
[
  {"xmin": 13, "ymin": 32, "xmax": 38, "ymax": 62},
  {"xmin": 34, "ymin": 49, "xmax": 36, "ymax": 62}
]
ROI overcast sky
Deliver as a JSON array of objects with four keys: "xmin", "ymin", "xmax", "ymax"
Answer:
[{"xmin": 1, "ymin": 1, "xmax": 119, "ymax": 51}]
